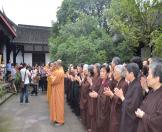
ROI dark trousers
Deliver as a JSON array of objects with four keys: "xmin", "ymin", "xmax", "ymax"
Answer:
[
  {"xmin": 6, "ymin": 71, "xmax": 11, "ymax": 81},
  {"xmin": 31, "ymin": 84, "xmax": 38, "ymax": 95},
  {"xmin": 39, "ymin": 77, "xmax": 47, "ymax": 92},
  {"xmin": 20, "ymin": 84, "xmax": 29, "ymax": 103}
]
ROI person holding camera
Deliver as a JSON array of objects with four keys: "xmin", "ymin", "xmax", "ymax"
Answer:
[{"xmin": 20, "ymin": 63, "xmax": 31, "ymax": 104}]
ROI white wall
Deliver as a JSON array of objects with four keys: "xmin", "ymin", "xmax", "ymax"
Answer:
[
  {"xmin": 16, "ymin": 51, "xmax": 23, "ymax": 64},
  {"xmin": 16, "ymin": 52, "xmax": 49, "ymax": 65},
  {"xmin": 10, "ymin": 51, "xmax": 13, "ymax": 63},
  {"xmin": 24, "ymin": 53, "xmax": 32, "ymax": 66},
  {"xmin": 45, "ymin": 53, "xmax": 50, "ymax": 65}
]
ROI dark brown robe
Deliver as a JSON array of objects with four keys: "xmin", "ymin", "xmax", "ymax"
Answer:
[
  {"xmin": 87, "ymin": 76, "xmax": 102, "ymax": 132},
  {"xmin": 66, "ymin": 78, "xmax": 72, "ymax": 103},
  {"xmin": 80, "ymin": 77, "xmax": 90, "ymax": 128},
  {"xmin": 109, "ymin": 78, "xmax": 128, "ymax": 132},
  {"xmin": 96, "ymin": 78, "xmax": 112, "ymax": 132},
  {"xmin": 108, "ymin": 75, "xmax": 118, "ymax": 90},
  {"xmin": 119, "ymin": 78, "xmax": 143, "ymax": 132},
  {"xmin": 137, "ymin": 86, "xmax": 162, "ymax": 132}
]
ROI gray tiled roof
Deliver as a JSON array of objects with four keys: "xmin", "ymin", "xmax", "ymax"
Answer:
[{"xmin": 12, "ymin": 24, "xmax": 51, "ymax": 45}]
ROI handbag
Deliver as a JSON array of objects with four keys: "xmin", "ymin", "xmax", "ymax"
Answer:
[{"xmin": 20, "ymin": 70, "xmax": 27, "ymax": 89}]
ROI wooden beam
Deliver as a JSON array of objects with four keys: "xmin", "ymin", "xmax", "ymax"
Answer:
[
  {"xmin": 13, "ymin": 45, "xmax": 16, "ymax": 64},
  {"xmin": 16, "ymin": 48, "xmax": 20, "ymax": 56}
]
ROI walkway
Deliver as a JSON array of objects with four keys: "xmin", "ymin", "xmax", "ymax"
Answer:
[{"xmin": 0, "ymin": 94, "xmax": 85, "ymax": 132}]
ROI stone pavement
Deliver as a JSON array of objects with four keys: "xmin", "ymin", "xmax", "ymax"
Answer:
[{"xmin": 0, "ymin": 94, "xmax": 85, "ymax": 132}]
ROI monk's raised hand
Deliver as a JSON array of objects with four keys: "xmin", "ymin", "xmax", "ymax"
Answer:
[
  {"xmin": 76, "ymin": 76, "xmax": 80, "ymax": 82},
  {"xmin": 89, "ymin": 91, "xmax": 93, "ymax": 97},
  {"xmin": 135, "ymin": 108, "xmax": 145, "ymax": 118},
  {"xmin": 92, "ymin": 91, "xmax": 98, "ymax": 98},
  {"xmin": 51, "ymin": 76, "xmax": 56, "ymax": 82},
  {"xmin": 70, "ymin": 75, "xmax": 74, "ymax": 81},
  {"xmin": 74, "ymin": 75, "xmax": 78, "ymax": 81},
  {"xmin": 114, "ymin": 88, "xmax": 125, "ymax": 101},
  {"xmin": 104, "ymin": 87, "xmax": 109, "ymax": 91},
  {"xmin": 140, "ymin": 76, "xmax": 149, "ymax": 92},
  {"xmin": 103, "ymin": 87, "xmax": 114, "ymax": 98},
  {"xmin": 87, "ymin": 77, "xmax": 92, "ymax": 86}
]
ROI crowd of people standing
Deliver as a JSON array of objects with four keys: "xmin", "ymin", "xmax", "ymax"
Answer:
[
  {"xmin": 63, "ymin": 56, "xmax": 162, "ymax": 132},
  {"xmin": 0, "ymin": 61, "xmax": 48, "ymax": 102},
  {"xmin": 18, "ymin": 63, "xmax": 48, "ymax": 103},
  {"xmin": 1, "ymin": 56, "xmax": 162, "ymax": 132}
]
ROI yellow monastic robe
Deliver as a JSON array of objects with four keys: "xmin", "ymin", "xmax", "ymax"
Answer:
[
  {"xmin": 45, "ymin": 66, "xmax": 51, "ymax": 103},
  {"xmin": 47, "ymin": 68, "xmax": 56, "ymax": 107},
  {"xmin": 47, "ymin": 76, "xmax": 50, "ymax": 101},
  {"xmin": 50, "ymin": 67, "xmax": 65, "ymax": 124},
  {"xmin": 47, "ymin": 76, "xmax": 52, "ymax": 104}
]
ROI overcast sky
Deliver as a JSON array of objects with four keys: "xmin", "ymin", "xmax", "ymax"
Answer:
[{"xmin": 0, "ymin": 0, "xmax": 63, "ymax": 27}]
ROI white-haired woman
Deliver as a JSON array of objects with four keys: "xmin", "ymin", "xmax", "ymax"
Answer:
[{"xmin": 104, "ymin": 65, "xmax": 128, "ymax": 132}]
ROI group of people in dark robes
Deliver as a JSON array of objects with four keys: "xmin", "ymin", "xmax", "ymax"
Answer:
[{"xmin": 64, "ymin": 56, "xmax": 162, "ymax": 132}]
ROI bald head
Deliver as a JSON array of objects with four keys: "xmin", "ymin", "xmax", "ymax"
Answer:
[{"xmin": 57, "ymin": 59, "xmax": 62, "ymax": 67}]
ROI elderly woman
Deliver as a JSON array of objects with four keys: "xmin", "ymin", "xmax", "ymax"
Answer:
[
  {"xmin": 87, "ymin": 63, "xmax": 102, "ymax": 132},
  {"xmin": 79, "ymin": 64, "xmax": 91, "ymax": 130},
  {"xmin": 89, "ymin": 64, "xmax": 111, "ymax": 132},
  {"xmin": 104, "ymin": 65, "xmax": 128, "ymax": 132},
  {"xmin": 115, "ymin": 63, "xmax": 143, "ymax": 132},
  {"xmin": 135, "ymin": 62, "xmax": 162, "ymax": 132}
]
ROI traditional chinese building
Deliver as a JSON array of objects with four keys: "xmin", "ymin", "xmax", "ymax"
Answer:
[
  {"xmin": 1, "ymin": 10, "xmax": 51, "ymax": 66},
  {"xmin": 0, "ymin": 10, "xmax": 16, "ymax": 65},
  {"xmin": 11, "ymin": 24, "xmax": 50, "ymax": 66}
]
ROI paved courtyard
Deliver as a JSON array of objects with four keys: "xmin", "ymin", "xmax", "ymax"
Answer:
[{"xmin": 0, "ymin": 94, "xmax": 85, "ymax": 132}]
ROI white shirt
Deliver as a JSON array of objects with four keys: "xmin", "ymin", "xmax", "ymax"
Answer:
[
  {"xmin": 20, "ymin": 68, "xmax": 31, "ymax": 84},
  {"xmin": 31, "ymin": 69, "xmax": 38, "ymax": 84},
  {"xmin": 11, "ymin": 67, "xmax": 16, "ymax": 79}
]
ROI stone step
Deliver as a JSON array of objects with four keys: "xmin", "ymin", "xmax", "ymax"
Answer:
[{"xmin": 0, "ymin": 93, "xmax": 14, "ymax": 105}]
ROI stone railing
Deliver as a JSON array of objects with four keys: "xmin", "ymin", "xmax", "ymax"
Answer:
[{"xmin": 0, "ymin": 82, "xmax": 13, "ymax": 105}]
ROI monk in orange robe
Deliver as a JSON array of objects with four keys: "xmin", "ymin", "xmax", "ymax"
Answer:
[
  {"xmin": 44, "ymin": 65, "xmax": 51, "ymax": 102},
  {"xmin": 45, "ymin": 65, "xmax": 50, "ymax": 102},
  {"xmin": 47, "ymin": 74, "xmax": 52, "ymax": 105},
  {"xmin": 50, "ymin": 60, "xmax": 65, "ymax": 125},
  {"xmin": 47, "ymin": 62, "xmax": 57, "ymax": 108},
  {"xmin": 46, "ymin": 63, "xmax": 52, "ymax": 105}
]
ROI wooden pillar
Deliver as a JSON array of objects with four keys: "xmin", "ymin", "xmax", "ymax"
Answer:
[
  {"xmin": 6, "ymin": 43, "xmax": 10, "ymax": 64},
  {"xmin": 13, "ymin": 44, "xmax": 16, "ymax": 65}
]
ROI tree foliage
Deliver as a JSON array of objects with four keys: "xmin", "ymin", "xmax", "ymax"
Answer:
[
  {"xmin": 49, "ymin": 14, "xmax": 113, "ymax": 65},
  {"xmin": 49, "ymin": 0, "xmax": 162, "ymax": 65},
  {"xmin": 150, "ymin": 27, "xmax": 162, "ymax": 57},
  {"xmin": 105, "ymin": 0, "xmax": 162, "ymax": 59}
]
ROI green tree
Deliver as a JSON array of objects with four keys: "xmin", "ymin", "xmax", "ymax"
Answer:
[
  {"xmin": 49, "ymin": 0, "xmax": 112, "ymax": 64},
  {"xmin": 57, "ymin": 0, "xmax": 110, "ymax": 25},
  {"xmin": 49, "ymin": 0, "xmax": 162, "ymax": 66},
  {"xmin": 105, "ymin": 0, "xmax": 162, "ymax": 59},
  {"xmin": 150, "ymin": 27, "xmax": 162, "ymax": 57}
]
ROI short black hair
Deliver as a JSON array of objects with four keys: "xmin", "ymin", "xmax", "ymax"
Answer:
[
  {"xmin": 130, "ymin": 56, "xmax": 143, "ymax": 70},
  {"xmin": 94, "ymin": 63, "xmax": 101, "ymax": 76},
  {"xmin": 78, "ymin": 63, "xmax": 84, "ymax": 69},
  {"xmin": 142, "ymin": 66, "xmax": 148, "ymax": 76},
  {"xmin": 23, "ymin": 63, "xmax": 27, "ymax": 67},
  {"xmin": 73, "ymin": 65, "xmax": 77, "ymax": 69},
  {"xmin": 101, "ymin": 64, "xmax": 110, "ymax": 73},
  {"xmin": 88, "ymin": 65, "xmax": 94, "ymax": 77},
  {"xmin": 112, "ymin": 57, "xmax": 121, "ymax": 65},
  {"xmin": 126, "ymin": 63, "xmax": 140, "ymax": 78}
]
